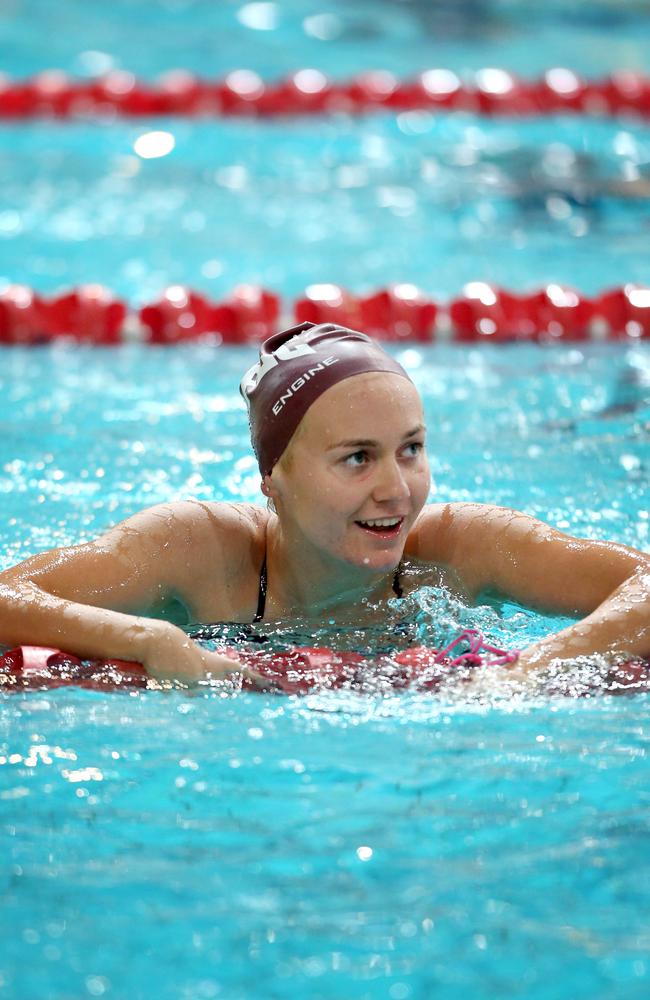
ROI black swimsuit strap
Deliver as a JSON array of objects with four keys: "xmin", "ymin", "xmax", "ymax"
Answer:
[
  {"xmin": 253, "ymin": 555, "xmax": 402, "ymax": 623},
  {"xmin": 253, "ymin": 555, "xmax": 267, "ymax": 623}
]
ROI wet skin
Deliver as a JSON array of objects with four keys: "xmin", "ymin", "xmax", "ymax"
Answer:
[
  {"xmin": 0, "ymin": 373, "xmax": 649, "ymax": 684},
  {"xmin": 262, "ymin": 372, "xmax": 431, "ymax": 617}
]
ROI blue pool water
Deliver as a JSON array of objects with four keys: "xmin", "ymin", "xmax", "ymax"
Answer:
[
  {"xmin": 2, "ymin": 1, "xmax": 650, "ymax": 998},
  {"xmin": 2, "ymin": 343, "xmax": 649, "ymax": 1000},
  {"xmin": 4, "ymin": 0, "xmax": 650, "ymax": 80},
  {"xmin": 2, "ymin": 115, "xmax": 650, "ymax": 303}
]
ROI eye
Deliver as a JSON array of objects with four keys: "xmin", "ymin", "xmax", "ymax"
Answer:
[
  {"xmin": 402, "ymin": 441, "xmax": 424, "ymax": 458},
  {"xmin": 343, "ymin": 450, "xmax": 369, "ymax": 467}
]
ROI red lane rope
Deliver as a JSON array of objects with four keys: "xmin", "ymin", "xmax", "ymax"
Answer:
[
  {"xmin": 1, "ymin": 638, "xmax": 648, "ymax": 696},
  {"xmin": 1, "ymin": 282, "xmax": 649, "ymax": 345},
  {"xmin": 0, "ymin": 634, "xmax": 515, "ymax": 694},
  {"xmin": 1, "ymin": 69, "xmax": 649, "ymax": 120}
]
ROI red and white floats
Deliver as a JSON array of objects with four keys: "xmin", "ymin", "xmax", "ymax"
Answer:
[
  {"xmin": 0, "ymin": 69, "xmax": 649, "ymax": 120},
  {"xmin": 1, "ymin": 282, "xmax": 648, "ymax": 345}
]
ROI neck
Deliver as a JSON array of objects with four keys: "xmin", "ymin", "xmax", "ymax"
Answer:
[{"xmin": 266, "ymin": 516, "xmax": 401, "ymax": 618}]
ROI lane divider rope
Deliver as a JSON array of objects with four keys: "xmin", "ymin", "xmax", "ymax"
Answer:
[
  {"xmin": 2, "ymin": 636, "xmax": 649, "ymax": 695},
  {"xmin": 1, "ymin": 282, "xmax": 648, "ymax": 345},
  {"xmin": 1, "ymin": 68, "xmax": 649, "ymax": 120}
]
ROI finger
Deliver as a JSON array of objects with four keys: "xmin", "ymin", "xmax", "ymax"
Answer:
[
  {"xmin": 201, "ymin": 661, "xmax": 280, "ymax": 692},
  {"xmin": 241, "ymin": 667, "xmax": 283, "ymax": 693},
  {"xmin": 202, "ymin": 653, "xmax": 243, "ymax": 676}
]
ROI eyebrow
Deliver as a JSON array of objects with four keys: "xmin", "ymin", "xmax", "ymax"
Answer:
[{"xmin": 327, "ymin": 425, "xmax": 425, "ymax": 451}]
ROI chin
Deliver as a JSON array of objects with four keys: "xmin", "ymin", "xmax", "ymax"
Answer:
[{"xmin": 351, "ymin": 549, "xmax": 404, "ymax": 573}]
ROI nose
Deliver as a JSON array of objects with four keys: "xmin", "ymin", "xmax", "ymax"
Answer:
[{"xmin": 371, "ymin": 457, "xmax": 410, "ymax": 504}]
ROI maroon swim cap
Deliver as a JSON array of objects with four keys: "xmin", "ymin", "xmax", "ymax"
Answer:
[{"xmin": 240, "ymin": 322, "xmax": 413, "ymax": 474}]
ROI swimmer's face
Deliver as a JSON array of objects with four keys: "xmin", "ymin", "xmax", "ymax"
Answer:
[{"xmin": 268, "ymin": 372, "xmax": 430, "ymax": 573}]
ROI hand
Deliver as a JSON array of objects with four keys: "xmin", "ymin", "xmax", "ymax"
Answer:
[
  {"xmin": 141, "ymin": 625, "xmax": 276, "ymax": 690},
  {"xmin": 454, "ymin": 649, "xmax": 543, "ymax": 696}
]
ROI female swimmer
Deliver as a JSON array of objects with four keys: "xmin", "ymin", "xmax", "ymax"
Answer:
[{"xmin": 0, "ymin": 322, "xmax": 648, "ymax": 687}]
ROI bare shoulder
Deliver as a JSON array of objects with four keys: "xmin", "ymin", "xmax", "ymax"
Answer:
[
  {"xmin": 406, "ymin": 501, "xmax": 549, "ymax": 552},
  {"xmin": 405, "ymin": 502, "xmax": 504, "ymax": 559},
  {"xmin": 98, "ymin": 499, "xmax": 265, "ymax": 557},
  {"xmin": 405, "ymin": 501, "xmax": 649, "ymax": 611},
  {"xmin": 117, "ymin": 499, "xmax": 270, "ymax": 575},
  {"xmin": 160, "ymin": 501, "xmax": 269, "ymax": 619},
  {"xmin": 404, "ymin": 502, "xmax": 551, "ymax": 595},
  {"xmin": 152, "ymin": 499, "xmax": 267, "ymax": 543},
  {"xmin": 3, "ymin": 499, "xmax": 271, "ymax": 622}
]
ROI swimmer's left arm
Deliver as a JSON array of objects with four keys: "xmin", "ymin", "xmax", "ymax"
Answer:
[
  {"xmin": 410, "ymin": 503, "xmax": 650, "ymax": 670},
  {"xmin": 511, "ymin": 566, "xmax": 650, "ymax": 675}
]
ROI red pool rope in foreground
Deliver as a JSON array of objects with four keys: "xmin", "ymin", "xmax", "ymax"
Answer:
[
  {"xmin": 1, "ymin": 69, "xmax": 649, "ymax": 119},
  {"xmin": 1, "ymin": 282, "xmax": 649, "ymax": 345},
  {"xmin": 1, "ymin": 632, "xmax": 649, "ymax": 696}
]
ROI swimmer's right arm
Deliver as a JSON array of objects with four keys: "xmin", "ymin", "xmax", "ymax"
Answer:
[
  {"xmin": 0, "ymin": 578, "xmax": 220, "ymax": 683},
  {"xmin": 0, "ymin": 501, "xmax": 266, "ymax": 687}
]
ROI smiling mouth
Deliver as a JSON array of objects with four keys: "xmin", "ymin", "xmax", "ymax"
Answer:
[{"xmin": 355, "ymin": 517, "xmax": 404, "ymax": 537}]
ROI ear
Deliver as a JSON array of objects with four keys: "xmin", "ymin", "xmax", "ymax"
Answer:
[{"xmin": 261, "ymin": 473, "xmax": 280, "ymax": 514}]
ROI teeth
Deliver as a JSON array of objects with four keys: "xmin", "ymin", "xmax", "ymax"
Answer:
[{"xmin": 358, "ymin": 518, "xmax": 402, "ymax": 528}]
